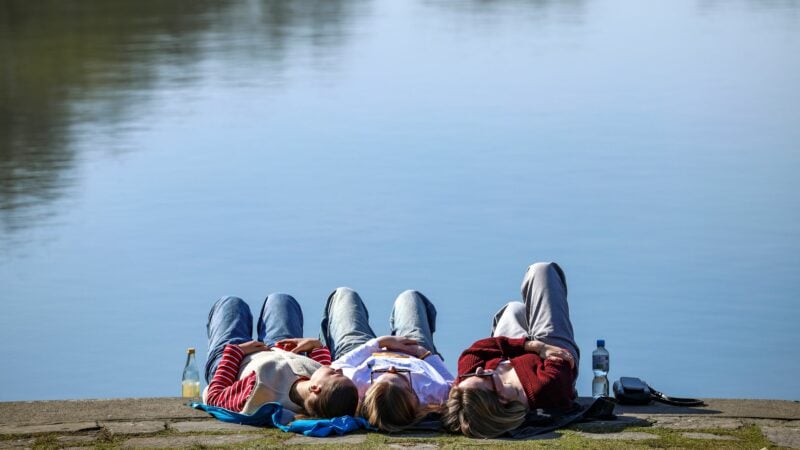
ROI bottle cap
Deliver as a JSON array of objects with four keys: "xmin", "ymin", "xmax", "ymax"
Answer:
[
  {"xmin": 187, "ymin": 348, "xmax": 195, "ymax": 354},
  {"xmin": 597, "ymin": 339, "xmax": 605, "ymax": 347}
]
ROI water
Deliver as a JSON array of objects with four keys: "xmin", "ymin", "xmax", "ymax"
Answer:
[
  {"xmin": 1, "ymin": 0, "xmax": 799, "ymax": 401},
  {"xmin": 592, "ymin": 340, "xmax": 610, "ymax": 398},
  {"xmin": 592, "ymin": 377, "xmax": 609, "ymax": 399}
]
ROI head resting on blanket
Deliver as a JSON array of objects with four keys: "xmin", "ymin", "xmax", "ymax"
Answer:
[
  {"xmin": 441, "ymin": 385, "xmax": 528, "ymax": 438},
  {"xmin": 303, "ymin": 366, "xmax": 359, "ymax": 418},
  {"xmin": 359, "ymin": 371, "xmax": 444, "ymax": 432}
]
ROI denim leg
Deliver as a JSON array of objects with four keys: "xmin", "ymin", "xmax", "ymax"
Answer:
[
  {"xmin": 206, "ymin": 296, "xmax": 253, "ymax": 383},
  {"xmin": 491, "ymin": 301, "xmax": 528, "ymax": 338},
  {"xmin": 522, "ymin": 262, "xmax": 580, "ymax": 362},
  {"xmin": 257, "ymin": 293, "xmax": 304, "ymax": 346},
  {"xmin": 319, "ymin": 287, "xmax": 376, "ymax": 360},
  {"xmin": 389, "ymin": 290, "xmax": 440, "ymax": 356}
]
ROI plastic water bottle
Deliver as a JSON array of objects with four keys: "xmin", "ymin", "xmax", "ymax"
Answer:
[
  {"xmin": 182, "ymin": 348, "xmax": 201, "ymax": 399},
  {"xmin": 592, "ymin": 339, "xmax": 609, "ymax": 398}
]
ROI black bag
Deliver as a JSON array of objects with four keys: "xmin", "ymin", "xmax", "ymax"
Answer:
[{"xmin": 613, "ymin": 377, "xmax": 705, "ymax": 407}]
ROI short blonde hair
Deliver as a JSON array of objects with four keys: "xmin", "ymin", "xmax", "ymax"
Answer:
[{"xmin": 441, "ymin": 386, "xmax": 528, "ymax": 438}]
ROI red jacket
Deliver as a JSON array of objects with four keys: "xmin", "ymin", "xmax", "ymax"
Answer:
[{"xmin": 457, "ymin": 337, "xmax": 576, "ymax": 410}]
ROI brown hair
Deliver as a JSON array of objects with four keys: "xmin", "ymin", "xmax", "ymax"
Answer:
[
  {"xmin": 304, "ymin": 377, "xmax": 359, "ymax": 418},
  {"xmin": 359, "ymin": 381, "xmax": 439, "ymax": 432},
  {"xmin": 441, "ymin": 386, "xmax": 528, "ymax": 438}
]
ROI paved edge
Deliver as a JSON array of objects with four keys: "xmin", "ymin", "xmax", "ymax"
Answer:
[{"xmin": 1, "ymin": 397, "xmax": 798, "ymax": 427}]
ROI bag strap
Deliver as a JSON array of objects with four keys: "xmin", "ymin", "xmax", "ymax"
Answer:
[
  {"xmin": 509, "ymin": 397, "xmax": 616, "ymax": 438},
  {"xmin": 647, "ymin": 384, "xmax": 705, "ymax": 407}
]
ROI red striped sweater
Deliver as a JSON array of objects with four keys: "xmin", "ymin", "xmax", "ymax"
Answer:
[{"xmin": 206, "ymin": 344, "xmax": 332, "ymax": 411}]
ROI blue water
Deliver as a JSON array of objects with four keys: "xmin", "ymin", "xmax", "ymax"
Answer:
[{"xmin": 1, "ymin": 0, "xmax": 798, "ymax": 401}]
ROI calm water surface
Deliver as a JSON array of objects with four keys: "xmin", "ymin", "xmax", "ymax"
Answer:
[{"xmin": 1, "ymin": 0, "xmax": 799, "ymax": 401}]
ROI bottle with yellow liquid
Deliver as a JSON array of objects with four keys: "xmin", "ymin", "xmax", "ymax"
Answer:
[{"xmin": 181, "ymin": 348, "xmax": 201, "ymax": 399}]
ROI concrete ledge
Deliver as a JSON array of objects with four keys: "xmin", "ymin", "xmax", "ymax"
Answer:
[
  {"xmin": 614, "ymin": 398, "xmax": 800, "ymax": 420},
  {"xmin": 0, "ymin": 398, "xmax": 207, "ymax": 426},
  {"xmin": 2, "ymin": 397, "xmax": 797, "ymax": 427},
  {"xmin": 0, "ymin": 422, "xmax": 99, "ymax": 435},
  {"xmin": 0, "ymin": 397, "xmax": 797, "ymax": 448}
]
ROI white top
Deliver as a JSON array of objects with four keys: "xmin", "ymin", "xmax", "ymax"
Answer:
[
  {"xmin": 238, "ymin": 348, "xmax": 321, "ymax": 415},
  {"xmin": 331, "ymin": 338, "xmax": 454, "ymax": 406},
  {"xmin": 201, "ymin": 347, "xmax": 319, "ymax": 416}
]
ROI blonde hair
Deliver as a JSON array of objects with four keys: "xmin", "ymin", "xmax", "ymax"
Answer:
[
  {"xmin": 442, "ymin": 386, "xmax": 528, "ymax": 438},
  {"xmin": 359, "ymin": 381, "xmax": 439, "ymax": 432}
]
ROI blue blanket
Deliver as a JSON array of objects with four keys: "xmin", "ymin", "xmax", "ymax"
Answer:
[{"xmin": 190, "ymin": 402, "xmax": 372, "ymax": 437}]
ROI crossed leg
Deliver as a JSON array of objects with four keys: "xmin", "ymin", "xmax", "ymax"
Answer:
[{"xmin": 491, "ymin": 262, "xmax": 579, "ymax": 362}]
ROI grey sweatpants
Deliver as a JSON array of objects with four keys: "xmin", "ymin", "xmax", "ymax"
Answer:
[{"xmin": 491, "ymin": 262, "xmax": 580, "ymax": 364}]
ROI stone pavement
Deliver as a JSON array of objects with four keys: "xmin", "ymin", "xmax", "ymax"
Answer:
[{"xmin": 0, "ymin": 397, "xmax": 798, "ymax": 448}]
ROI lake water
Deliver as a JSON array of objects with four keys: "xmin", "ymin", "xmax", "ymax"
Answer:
[{"xmin": 1, "ymin": 0, "xmax": 798, "ymax": 402}]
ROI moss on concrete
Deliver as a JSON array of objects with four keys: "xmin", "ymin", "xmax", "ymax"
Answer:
[
  {"xmin": 10, "ymin": 423, "xmax": 776, "ymax": 449},
  {"xmin": 2, "ymin": 397, "xmax": 797, "ymax": 449}
]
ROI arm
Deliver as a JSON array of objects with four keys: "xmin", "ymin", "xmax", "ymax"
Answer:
[
  {"xmin": 331, "ymin": 335, "xmax": 420, "ymax": 368},
  {"xmin": 205, "ymin": 344, "xmax": 257, "ymax": 411},
  {"xmin": 513, "ymin": 354, "xmax": 576, "ymax": 409},
  {"xmin": 274, "ymin": 338, "xmax": 332, "ymax": 365},
  {"xmin": 308, "ymin": 347, "xmax": 332, "ymax": 365},
  {"xmin": 330, "ymin": 338, "xmax": 382, "ymax": 368},
  {"xmin": 456, "ymin": 337, "xmax": 529, "ymax": 375},
  {"xmin": 457, "ymin": 338, "xmax": 504, "ymax": 375},
  {"xmin": 523, "ymin": 339, "xmax": 546, "ymax": 354},
  {"xmin": 523, "ymin": 340, "xmax": 575, "ymax": 369}
]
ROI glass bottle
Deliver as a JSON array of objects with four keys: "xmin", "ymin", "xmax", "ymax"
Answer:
[{"xmin": 182, "ymin": 348, "xmax": 201, "ymax": 399}]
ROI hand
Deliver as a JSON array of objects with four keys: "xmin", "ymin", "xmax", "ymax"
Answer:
[
  {"xmin": 377, "ymin": 335, "xmax": 419, "ymax": 355},
  {"xmin": 411, "ymin": 344, "xmax": 432, "ymax": 359},
  {"xmin": 275, "ymin": 338, "xmax": 323, "ymax": 354},
  {"xmin": 237, "ymin": 340, "xmax": 270, "ymax": 356},
  {"xmin": 542, "ymin": 344, "xmax": 575, "ymax": 369}
]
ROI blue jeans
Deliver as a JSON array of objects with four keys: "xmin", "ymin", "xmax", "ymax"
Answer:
[
  {"xmin": 205, "ymin": 293, "xmax": 304, "ymax": 383},
  {"xmin": 491, "ymin": 262, "xmax": 580, "ymax": 363},
  {"xmin": 319, "ymin": 287, "xmax": 440, "ymax": 361}
]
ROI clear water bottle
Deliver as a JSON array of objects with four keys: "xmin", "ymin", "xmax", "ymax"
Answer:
[
  {"xmin": 591, "ymin": 339, "xmax": 609, "ymax": 398},
  {"xmin": 182, "ymin": 347, "xmax": 201, "ymax": 399}
]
